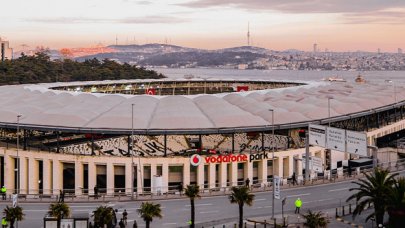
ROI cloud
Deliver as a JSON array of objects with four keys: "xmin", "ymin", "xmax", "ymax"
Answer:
[
  {"xmin": 179, "ymin": 0, "xmax": 405, "ymax": 14},
  {"xmin": 344, "ymin": 10, "xmax": 405, "ymax": 24},
  {"xmin": 26, "ymin": 16, "xmax": 189, "ymax": 24},
  {"xmin": 122, "ymin": 0, "xmax": 152, "ymax": 5}
]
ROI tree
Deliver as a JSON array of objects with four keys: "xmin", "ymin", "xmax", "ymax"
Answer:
[
  {"xmin": 184, "ymin": 184, "xmax": 201, "ymax": 228},
  {"xmin": 3, "ymin": 206, "xmax": 24, "ymax": 228},
  {"xmin": 48, "ymin": 202, "xmax": 70, "ymax": 228},
  {"xmin": 302, "ymin": 210, "xmax": 328, "ymax": 228},
  {"xmin": 229, "ymin": 186, "xmax": 255, "ymax": 228},
  {"xmin": 387, "ymin": 177, "xmax": 405, "ymax": 227},
  {"xmin": 347, "ymin": 168, "xmax": 397, "ymax": 225},
  {"xmin": 137, "ymin": 202, "xmax": 162, "ymax": 228},
  {"xmin": 92, "ymin": 205, "xmax": 115, "ymax": 228}
]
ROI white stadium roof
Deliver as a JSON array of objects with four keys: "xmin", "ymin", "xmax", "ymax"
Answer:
[{"xmin": 0, "ymin": 79, "xmax": 403, "ymax": 134}]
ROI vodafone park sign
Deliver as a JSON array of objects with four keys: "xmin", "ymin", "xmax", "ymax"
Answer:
[{"xmin": 190, "ymin": 152, "xmax": 269, "ymax": 166}]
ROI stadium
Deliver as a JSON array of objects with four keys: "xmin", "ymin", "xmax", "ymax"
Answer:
[{"xmin": 0, "ymin": 78, "xmax": 404, "ymax": 197}]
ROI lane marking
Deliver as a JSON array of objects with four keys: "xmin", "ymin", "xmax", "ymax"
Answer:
[
  {"xmin": 163, "ymin": 223, "xmax": 177, "ymax": 225},
  {"xmin": 328, "ymin": 187, "xmax": 349, "ymax": 192},
  {"xmin": 185, "ymin": 203, "xmax": 212, "ymax": 207},
  {"xmin": 286, "ymin": 193, "xmax": 310, "ymax": 198},
  {"xmin": 200, "ymin": 210, "xmax": 219, "ymax": 214},
  {"xmin": 264, "ymin": 205, "xmax": 272, "ymax": 208},
  {"xmin": 255, "ymin": 198, "xmax": 266, "ymax": 201}
]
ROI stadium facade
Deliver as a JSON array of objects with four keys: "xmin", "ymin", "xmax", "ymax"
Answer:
[{"xmin": 0, "ymin": 78, "xmax": 404, "ymax": 196}]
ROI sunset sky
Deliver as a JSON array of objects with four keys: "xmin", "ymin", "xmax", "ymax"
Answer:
[{"xmin": 1, "ymin": 0, "xmax": 405, "ymax": 52}]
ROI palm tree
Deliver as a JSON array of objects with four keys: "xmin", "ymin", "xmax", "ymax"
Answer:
[
  {"xmin": 48, "ymin": 202, "xmax": 70, "ymax": 228},
  {"xmin": 137, "ymin": 202, "xmax": 162, "ymax": 228},
  {"xmin": 3, "ymin": 206, "xmax": 24, "ymax": 228},
  {"xmin": 184, "ymin": 184, "xmax": 201, "ymax": 228},
  {"xmin": 92, "ymin": 205, "xmax": 115, "ymax": 228},
  {"xmin": 302, "ymin": 210, "xmax": 328, "ymax": 228},
  {"xmin": 347, "ymin": 168, "xmax": 397, "ymax": 225},
  {"xmin": 387, "ymin": 177, "xmax": 405, "ymax": 228},
  {"xmin": 229, "ymin": 186, "xmax": 255, "ymax": 228}
]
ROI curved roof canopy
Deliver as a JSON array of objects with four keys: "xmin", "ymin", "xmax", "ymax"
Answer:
[{"xmin": 0, "ymin": 79, "xmax": 403, "ymax": 134}]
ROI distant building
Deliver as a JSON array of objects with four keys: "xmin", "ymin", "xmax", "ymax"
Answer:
[
  {"xmin": 313, "ymin": 43, "xmax": 317, "ymax": 53},
  {"xmin": 398, "ymin": 48, "xmax": 403, "ymax": 54},
  {"xmin": 0, "ymin": 38, "xmax": 13, "ymax": 61}
]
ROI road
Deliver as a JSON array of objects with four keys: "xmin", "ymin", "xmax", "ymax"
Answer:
[{"xmin": 1, "ymin": 172, "xmax": 404, "ymax": 228}]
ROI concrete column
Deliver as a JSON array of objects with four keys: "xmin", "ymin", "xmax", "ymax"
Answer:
[
  {"xmin": 106, "ymin": 163, "xmax": 114, "ymax": 195},
  {"xmin": 52, "ymin": 159, "xmax": 62, "ymax": 191},
  {"xmin": 88, "ymin": 162, "xmax": 96, "ymax": 195},
  {"xmin": 75, "ymin": 160, "xmax": 83, "ymax": 196},
  {"xmin": 125, "ymin": 161, "xmax": 132, "ymax": 195},
  {"xmin": 288, "ymin": 155, "xmax": 294, "ymax": 178},
  {"xmin": 219, "ymin": 163, "xmax": 227, "ymax": 188},
  {"xmin": 28, "ymin": 158, "xmax": 38, "ymax": 195},
  {"xmin": 208, "ymin": 163, "xmax": 216, "ymax": 189},
  {"xmin": 183, "ymin": 161, "xmax": 190, "ymax": 186},
  {"xmin": 230, "ymin": 162, "xmax": 238, "ymax": 186},
  {"xmin": 136, "ymin": 162, "xmax": 143, "ymax": 194},
  {"xmin": 244, "ymin": 161, "xmax": 253, "ymax": 185},
  {"xmin": 19, "ymin": 158, "xmax": 28, "ymax": 195},
  {"xmin": 296, "ymin": 154, "xmax": 303, "ymax": 181},
  {"xmin": 259, "ymin": 159, "xmax": 268, "ymax": 186},
  {"xmin": 197, "ymin": 163, "xmax": 204, "ymax": 188},
  {"xmin": 42, "ymin": 159, "xmax": 51, "ymax": 195},
  {"xmin": 274, "ymin": 157, "xmax": 283, "ymax": 179},
  {"xmin": 150, "ymin": 163, "xmax": 157, "ymax": 193},
  {"xmin": 161, "ymin": 163, "xmax": 168, "ymax": 193},
  {"xmin": 4, "ymin": 153, "xmax": 14, "ymax": 194}
]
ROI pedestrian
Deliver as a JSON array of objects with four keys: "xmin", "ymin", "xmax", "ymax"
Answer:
[
  {"xmin": 59, "ymin": 190, "xmax": 65, "ymax": 202},
  {"xmin": 94, "ymin": 185, "xmax": 99, "ymax": 199},
  {"xmin": 122, "ymin": 209, "xmax": 128, "ymax": 225},
  {"xmin": 1, "ymin": 217, "xmax": 7, "ymax": 228},
  {"xmin": 1, "ymin": 186, "xmax": 6, "ymax": 200},
  {"xmin": 245, "ymin": 178, "xmax": 250, "ymax": 187},
  {"xmin": 292, "ymin": 172, "xmax": 297, "ymax": 186},
  {"xmin": 178, "ymin": 182, "xmax": 183, "ymax": 196},
  {"xmin": 132, "ymin": 220, "xmax": 137, "ymax": 228},
  {"xmin": 295, "ymin": 198, "xmax": 302, "ymax": 214},
  {"xmin": 119, "ymin": 218, "xmax": 125, "ymax": 228}
]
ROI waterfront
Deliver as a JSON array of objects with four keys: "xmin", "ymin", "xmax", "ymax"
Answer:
[{"xmin": 156, "ymin": 68, "xmax": 405, "ymax": 84}]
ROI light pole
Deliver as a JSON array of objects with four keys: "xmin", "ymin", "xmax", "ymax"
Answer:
[
  {"xmin": 269, "ymin": 109, "xmax": 275, "ymax": 219},
  {"xmin": 131, "ymin": 104, "xmax": 134, "ymax": 199},
  {"xmin": 327, "ymin": 97, "xmax": 332, "ymax": 179},
  {"xmin": 16, "ymin": 115, "xmax": 21, "ymax": 196}
]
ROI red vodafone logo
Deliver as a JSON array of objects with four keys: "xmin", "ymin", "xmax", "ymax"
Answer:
[{"xmin": 190, "ymin": 154, "xmax": 202, "ymax": 166}]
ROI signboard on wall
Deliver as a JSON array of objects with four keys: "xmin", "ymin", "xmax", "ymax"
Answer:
[
  {"xmin": 346, "ymin": 130, "xmax": 367, "ymax": 156},
  {"xmin": 274, "ymin": 176, "xmax": 281, "ymax": 199},
  {"xmin": 326, "ymin": 127, "xmax": 346, "ymax": 152},
  {"xmin": 308, "ymin": 124, "xmax": 326, "ymax": 147}
]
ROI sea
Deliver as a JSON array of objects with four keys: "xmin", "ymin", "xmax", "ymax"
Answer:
[{"xmin": 154, "ymin": 68, "xmax": 405, "ymax": 84}]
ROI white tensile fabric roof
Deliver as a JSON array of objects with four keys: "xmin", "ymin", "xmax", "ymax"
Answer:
[{"xmin": 0, "ymin": 79, "xmax": 402, "ymax": 133}]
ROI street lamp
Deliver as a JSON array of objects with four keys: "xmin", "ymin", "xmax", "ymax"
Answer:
[
  {"xmin": 131, "ymin": 104, "xmax": 134, "ymax": 199},
  {"xmin": 327, "ymin": 97, "xmax": 333, "ymax": 179},
  {"xmin": 16, "ymin": 115, "xmax": 21, "ymax": 196},
  {"xmin": 269, "ymin": 109, "xmax": 275, "ymax": 219}
]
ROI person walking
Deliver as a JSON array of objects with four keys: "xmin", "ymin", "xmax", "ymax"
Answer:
[
  {"xmin": 1, "ymin": 186, "xmax": 6, "ymax": 200},
  {"xmin": 94, "ymin": 185, "xmax": 99, "ymax": 199},
  {"xmin": 245, "ymin": 178, "xmax": 250, "ymax": 187},
  {"xmin": 1, "ymin": 217, "xmax": 7, "ymax": 228},
  {"xmin": 59, "ymin": 190, "xmax": 65, "ymax": 202},
  {"xmin": 292, "ymin": 172, "xmax": 297, "ymax": 186},
  {"xmin": 122, "ymin": 209, "xmax": 128, "ymax": 225},
  {"xmin": 178, "ymin": 182, "xmax": 183, "ymax": 196},
  {"xmin": 295, "ymin": 198, "xmax": 302, "ymax": 214},
  {"xmin": 132, "ymin": 220, "xmax": 137, "ymax": 228},
  {"xmin": 118, "ymin": 218, "xmax": 125, "ymax": 228}
]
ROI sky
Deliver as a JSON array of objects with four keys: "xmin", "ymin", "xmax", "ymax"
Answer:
[{"xmin": 1, "ymin": 0, "xmax": 405, "ymax": 52}]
